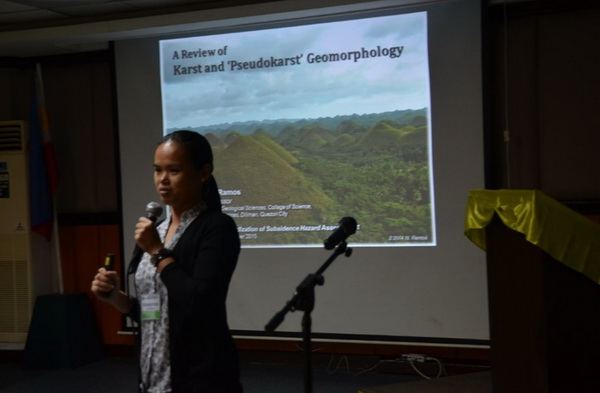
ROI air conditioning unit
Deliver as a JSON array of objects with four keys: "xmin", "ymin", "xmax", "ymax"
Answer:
[{"xmin": 0, "ymin": 121, "xmax": 33, "ymax": 343}]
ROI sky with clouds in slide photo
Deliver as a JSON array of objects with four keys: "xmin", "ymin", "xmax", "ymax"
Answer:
[{"xmin": 160, "ymin": 11, "xmax": 430, "ymax": 130}]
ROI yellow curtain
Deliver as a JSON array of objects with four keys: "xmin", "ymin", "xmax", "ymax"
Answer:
[{"xmin": 465, "ymin": 189, "xmax": 600, "ymax": 285}]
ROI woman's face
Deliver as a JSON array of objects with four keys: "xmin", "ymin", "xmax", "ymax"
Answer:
[{"xmin": 153, "ymin": 140, "xmax": 210, "ymax": 212}]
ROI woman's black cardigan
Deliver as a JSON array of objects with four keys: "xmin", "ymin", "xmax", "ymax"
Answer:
[{"xmin": 129, "ymin": 209, "xmax": 243, "ymax": 393}]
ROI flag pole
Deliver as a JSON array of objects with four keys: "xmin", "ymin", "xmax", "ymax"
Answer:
[
  {"xmin": 52, "ymin": 201, "xmax": 63, "ymax": 294},
  {"xmin": 34, "ymin": 63, "xmax": 63, "ymax": 293}
]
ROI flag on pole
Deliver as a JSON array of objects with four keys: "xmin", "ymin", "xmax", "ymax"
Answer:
[{"xmin": 28, "ymin": 64, "xmax": 59, "ymax": 241}]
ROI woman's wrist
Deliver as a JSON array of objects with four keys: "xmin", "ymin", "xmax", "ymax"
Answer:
[
  {"xmin": 111, "ymin": 290, "xmax": 133, "ymax": 314},
  {"xmin": 156, "ymin": 256, "xmax": 175, "ymax": 274},
  {"xmin": 150, "ymin": 247, "xmax": 172, "ymax": 266}
]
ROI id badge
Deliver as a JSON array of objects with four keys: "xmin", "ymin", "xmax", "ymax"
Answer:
[{"xmin": 141, "ymin": 293, "xmax": 161, "ymax": 321}]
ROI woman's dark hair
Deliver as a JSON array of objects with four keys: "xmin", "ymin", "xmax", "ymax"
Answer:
[{"xmin": 161, "ymin": 130, "xmax": 222, "ymax": 212}]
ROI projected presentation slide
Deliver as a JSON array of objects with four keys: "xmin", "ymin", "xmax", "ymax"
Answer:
[{"xmin": 159, "ymin": 11, "xmax": 434, "ymax": 248}]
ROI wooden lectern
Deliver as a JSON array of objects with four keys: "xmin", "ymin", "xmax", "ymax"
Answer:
[{"xmin": 465, "ymin": 190, "xmax": 600, "ymax": 393}]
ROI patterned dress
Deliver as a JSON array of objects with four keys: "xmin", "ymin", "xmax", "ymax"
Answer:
[{"xmin": 135, "ymin": 203, "xmax": 207, "ymax": 393}]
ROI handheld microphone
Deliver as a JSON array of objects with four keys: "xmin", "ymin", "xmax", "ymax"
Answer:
[
  {"xmin": 128, "ymin": 202, "xmax": 163, "ymax": 276},
  {"xmin": 145, "ymin": 201, "xmax": 163, "ymax": 223},
  {"xmin": 323, "ymin": 217, "xmax": 357, "ymax": 250}
]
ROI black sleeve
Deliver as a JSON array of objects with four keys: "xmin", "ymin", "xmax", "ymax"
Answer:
[{"xmin": 159, "ymin": 212, "xmax": 240, "ymax": 320}]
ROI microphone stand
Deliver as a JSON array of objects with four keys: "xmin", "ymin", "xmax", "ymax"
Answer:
[{"xmin": 265, "ymin": 241, "xmax": 353, "ymax": 393}]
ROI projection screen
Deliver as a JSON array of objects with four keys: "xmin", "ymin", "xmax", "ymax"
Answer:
[{"xmin": 115, "ymin": 0, "xmax": 488, "ymax": 345}]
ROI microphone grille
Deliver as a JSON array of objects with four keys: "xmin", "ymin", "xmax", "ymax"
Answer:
[
  {"xmin": 145, "ymin": 201, "xmax": 163, "ymax": 219},
  {"xmin": 340, "ymin": 217, "xmax": 357, "ymax": 234}
]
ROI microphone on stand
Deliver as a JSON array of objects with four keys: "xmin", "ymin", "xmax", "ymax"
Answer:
[{"xmin": 323, "ymin": 217, "xmax": 357, "ymax": 250}]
